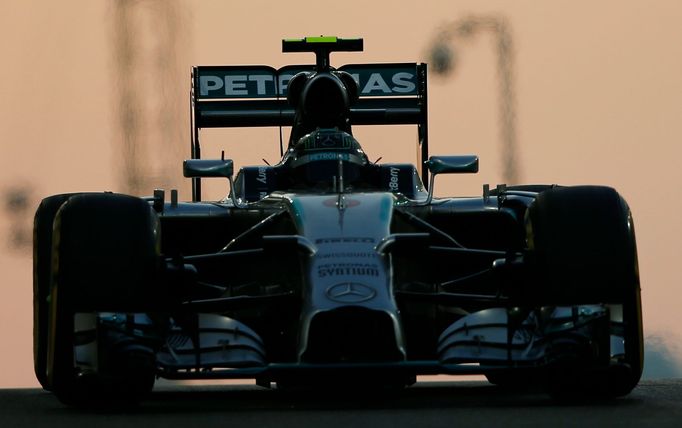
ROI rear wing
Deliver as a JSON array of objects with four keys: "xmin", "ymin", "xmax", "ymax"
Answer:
[{"xmin": 190, "ymin": 63, "xmax": 428, "ymax": 200}]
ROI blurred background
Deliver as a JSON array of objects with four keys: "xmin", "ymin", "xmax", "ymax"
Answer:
[{"xmin": 2, "ymin": 0, "xmax": 682, "ymax": 387}]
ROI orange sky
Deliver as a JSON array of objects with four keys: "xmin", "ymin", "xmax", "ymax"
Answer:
[{"xmin": 2, "ymin": 0, "xmax": 682, "ymax": 387}]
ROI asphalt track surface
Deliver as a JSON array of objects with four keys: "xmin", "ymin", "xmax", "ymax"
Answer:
[{"xmin": 2, "ymin": 379, "xmax": 681, "ymax": 428}]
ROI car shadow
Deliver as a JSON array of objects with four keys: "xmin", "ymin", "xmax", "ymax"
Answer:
[{"xmin": 97, "ymin": 380, "xmax": 642, "ymax": 415}]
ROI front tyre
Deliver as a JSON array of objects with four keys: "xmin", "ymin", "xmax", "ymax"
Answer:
[
  {"xmin": 34, "ymin": 193, "xmax": 84, "ymax": 390},
  {"xmin": 526, "ymin": 186, "xmax": 643, "ymax": 398},
  {"xmin": 47, "ymin": 193, "xmax": 161, "ymax": 406}
]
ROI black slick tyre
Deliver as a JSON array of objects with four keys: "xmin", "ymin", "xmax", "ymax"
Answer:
[
  {"xmin": 46, "ymin": 193, "xmax": 161, "ymax": 406},
  {"xmin": 526, "ymin": 185, "xmax": 643, "ymax": 398},
  {"xmin": 33, "ymin": 193, "xmax": 83, "ymax": 390}
]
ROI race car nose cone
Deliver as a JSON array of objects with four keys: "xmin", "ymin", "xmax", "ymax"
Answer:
[{"xmin": 325, "ymin": 282, "xmax": 377, "ymax": 303}]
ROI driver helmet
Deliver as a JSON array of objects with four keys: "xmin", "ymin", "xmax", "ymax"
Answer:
[{"xmin": 288, "ymin": 128, "xmax": 369, "ymax": 188}]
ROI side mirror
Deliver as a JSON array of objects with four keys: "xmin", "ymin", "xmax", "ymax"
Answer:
[
  {"xmin": 183, "ymin": 159, "xmax": 234, "ymax": 178},
  {"xmin": 420, "ymin": 155, "xmax": 479, "ymax": 205},
  {"xmin": 183, "ymin": 159, "xmax": 247, "ymax": 208},
  {"xmin": 425, "ymin": 155, "xmax": 479, "ymax": 175}
]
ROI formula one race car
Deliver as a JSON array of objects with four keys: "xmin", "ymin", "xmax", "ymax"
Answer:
[{"xmin": 33, "ymin": 37, "xmax": 643, "ymax": 406}]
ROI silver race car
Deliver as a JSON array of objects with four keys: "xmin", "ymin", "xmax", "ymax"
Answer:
[{"xmin": 33, "ymin": 37, "xmax": 642, "ymax": 406}]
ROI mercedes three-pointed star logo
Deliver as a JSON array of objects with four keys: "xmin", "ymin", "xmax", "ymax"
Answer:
[{"xmin": 325, "ymin": 282, "xmax": 376, "ymax": 303}]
